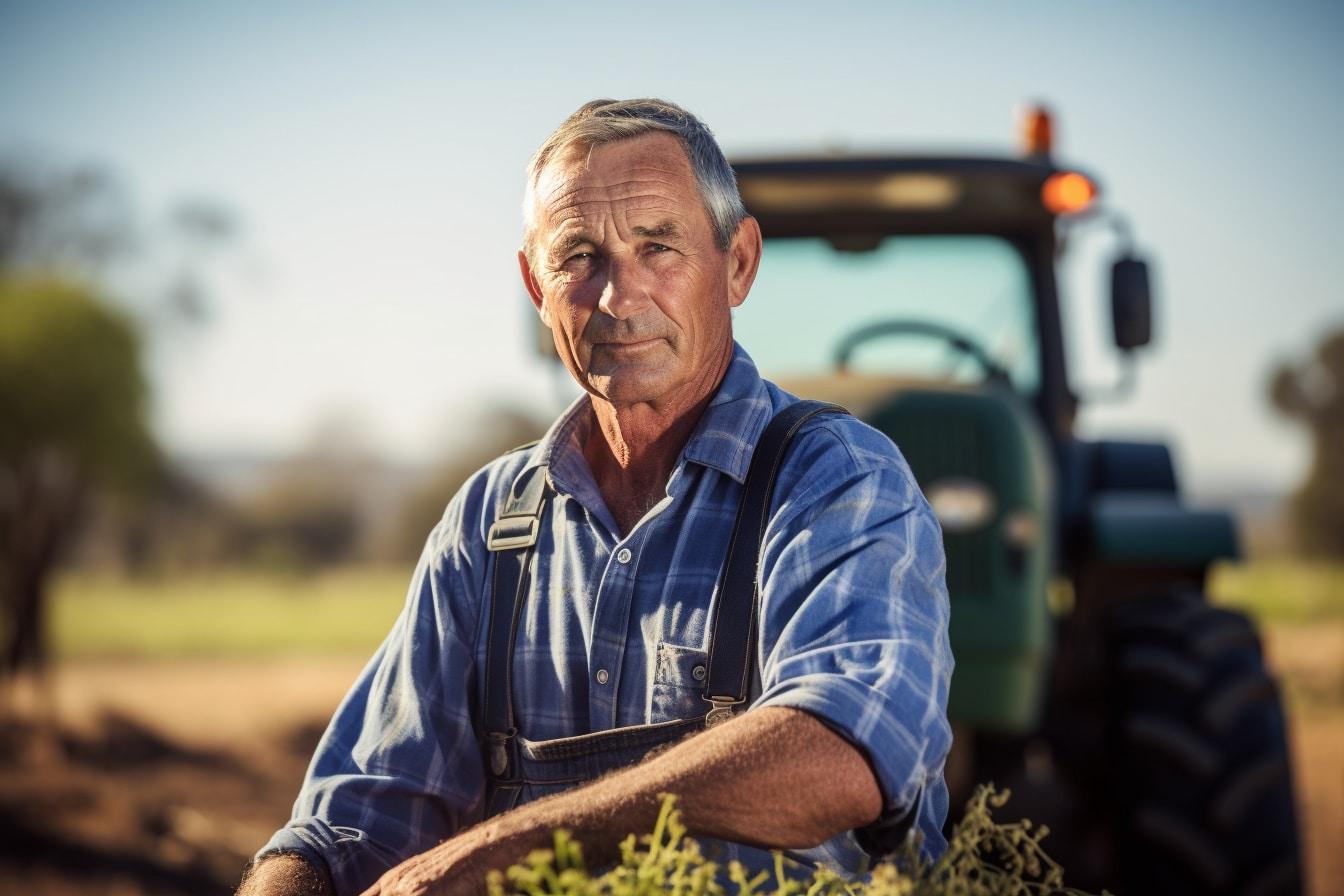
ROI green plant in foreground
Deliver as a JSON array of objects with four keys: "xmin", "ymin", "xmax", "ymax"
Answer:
[{"xmin": 487, "ymin": 785, "xmax": 1108, "ymax": 896}]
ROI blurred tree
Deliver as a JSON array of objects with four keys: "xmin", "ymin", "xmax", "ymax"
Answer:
[
  {"xmin": 0, "ymin": 158, "xmax": 237, "ymax": 676},
  {"xmin": 231, "ymin": 482, "xmax": 362, "ymax": 573},
  {"xmin": 0, "ymin": 275, "xmax": 158, "ymax": 676},
  {"xmin": 0, "ymin": 159, "xmax": 236, "ymax": 326},
  {"xmin": 1270, "ymin": 327, "xmax": 1344, "ymax": 558},
  {"xmin": 74, "ymin": 464, "xmax": 238, "ymax": 575},
  {"xmin": 1, "ymin": 164, "xmax": 132, "ymax": 275},
  {"xmin": 229, "ymin": 452, "xmax": 368, "ymax": 574}
]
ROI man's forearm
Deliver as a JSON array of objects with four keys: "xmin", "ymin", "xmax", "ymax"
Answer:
[
  {"xmin": 363, "ymin": 705, "xmax": 882, "ymax": 895},
  {"xmin": 237, "ymin": 852, "xmax": 333, "ymax": 896},
  {"xmin": 571, "ymin": 704, "xmax": 881, "ymax": 852}
]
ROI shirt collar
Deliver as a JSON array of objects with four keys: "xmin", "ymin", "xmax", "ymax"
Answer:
[
  {"xmin": 682, "ymin": 342, "xmax": 776, "ymax": 484},
  {"xmin": 533, "ymin": 341, "xmax": 778, "ymax": 498}
]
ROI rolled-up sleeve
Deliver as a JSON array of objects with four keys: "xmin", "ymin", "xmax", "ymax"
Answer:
[
  {"xmin": 256, "ymin": 495, "xmax": 491, "ymax": 893},
  {"xmin": 752, "ymin": 416, "xmax": 954, "ymax": 858}
]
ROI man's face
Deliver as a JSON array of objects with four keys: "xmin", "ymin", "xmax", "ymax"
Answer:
[{"xmin": 520, "ymin": 132, "xmax": 759, "ymax": 413}]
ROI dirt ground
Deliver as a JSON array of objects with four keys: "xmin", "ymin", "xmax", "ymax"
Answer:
[
  {"xmin": 0, "ymin": 624, "xmax": 1340, "ymax": 896},
  {"xmin": 0, "ymin": 655, "xmax": 360, "ymax": 896}
]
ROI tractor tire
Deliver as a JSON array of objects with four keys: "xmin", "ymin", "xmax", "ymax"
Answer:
[{"xmin": 1107, "ymin": 589, "xmax": 1302, "ymax": 896}]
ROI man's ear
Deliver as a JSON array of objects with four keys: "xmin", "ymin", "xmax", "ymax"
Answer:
[
  {"xmin": 518, "ymin": 249, "xmax": 550, "ymax": 325},
  {"xmin": 727, "ymin": 216, "xmax": 763, "ymax": 309}
]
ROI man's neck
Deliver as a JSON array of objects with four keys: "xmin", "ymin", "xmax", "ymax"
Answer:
[{"xmin": 583, "ymin": 395, "xmax": 711, "ymax": 536}]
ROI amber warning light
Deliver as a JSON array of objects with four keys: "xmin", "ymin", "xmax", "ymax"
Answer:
[
  {"xmin": 1041, "ymin": 171, "xmax": 1097, "ymax": 215},
  {"xmin": 1019, "ymin": 105, "xmax": 1054, "ymax": 157}
]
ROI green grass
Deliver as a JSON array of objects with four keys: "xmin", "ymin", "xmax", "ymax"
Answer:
[
  {"xmin": 49, "ymin": 566, "xmax": 411, "ymax": 659},
  {"xmin": 1208, "ymin": 559, "xmax": 1344, "ymax": 624},
  {"xmin": 45, "ymin": 559, "xmax": 1344, "ymax": 661}
]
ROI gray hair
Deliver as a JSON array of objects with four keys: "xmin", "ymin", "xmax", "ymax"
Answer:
[{"xmin": 521, "ymin": 98, "xmax": 747, "ymax": 268}]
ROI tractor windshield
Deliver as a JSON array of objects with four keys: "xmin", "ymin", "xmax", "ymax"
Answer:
[{"xmin": 734, "ymin": 234, "xmax": 1039, "ymax": 394}]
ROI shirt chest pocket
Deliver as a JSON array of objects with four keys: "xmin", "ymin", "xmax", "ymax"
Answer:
[{"xmin": 651, "ymin": 641, "xmax": 709, "ymax": 722}]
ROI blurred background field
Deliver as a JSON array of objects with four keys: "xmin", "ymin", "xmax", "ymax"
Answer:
[
  {"xmin": 1210, "ymin": 561, "xmax": 1344, "ymax": 628},
  {"xmin": 41, "ymin": 558, "xmax": 1344, "ymax": 663},
  {"xmin": 48, "ymin": 567, "xmax": 409, "ymax": 660}
]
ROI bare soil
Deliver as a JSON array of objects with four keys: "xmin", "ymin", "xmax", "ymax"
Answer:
[
  {"xmin": 1, "ymin": 626, "xmax": 1339, "ymax": 896},
  {"xmin": 0, "ymin": 656, "xmax": 364, "ymax": 896}
]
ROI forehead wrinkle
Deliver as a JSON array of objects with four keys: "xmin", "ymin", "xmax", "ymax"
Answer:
[
  {"xmin": 534, "ymin": 144, "xmax": 697, "ymax": 262},
  {"xmin": 566, "ymin": 175, "xmax": 671, "ymax": 209},
  {"xmin": 533, "ymin": 131, "xmax": 694, "ymax": 214},
  {"xmin": 540, "ymin": 143, "xmax": 684, "ymax": 204},
  {"xmin": 548, "ymin": 212, "xmax": 679, "ymax": 259},
  {"xmin": 543, "ymin": 191, "xmax": 677, "ymax": 249},
  {"xmin": 538, "ymin": 193, "xmax": 600, "ymax": 256}
]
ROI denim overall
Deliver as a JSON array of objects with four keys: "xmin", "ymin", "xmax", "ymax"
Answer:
[{"xmin": 477, "ymin": 402, "xmax": 864, "ymax": 876}]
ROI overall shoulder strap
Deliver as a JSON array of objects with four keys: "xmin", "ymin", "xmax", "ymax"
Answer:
[
  {"xmin": 481, "ymin": 461, "xmax": 551, "ymax": 782},
  {"xmin": 702, "ymin": 400, "xmax": 849, "ymax": 725}
]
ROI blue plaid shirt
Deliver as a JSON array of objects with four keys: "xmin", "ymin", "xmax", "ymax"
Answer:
[{"xmin": 261, "ymin": 345, "xmax": 953, "ymax": 892}]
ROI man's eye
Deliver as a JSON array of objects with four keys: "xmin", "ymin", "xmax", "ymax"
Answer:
[{"xmin": 648, "ymin": 244, "xmax": 669, "ymax": 252}]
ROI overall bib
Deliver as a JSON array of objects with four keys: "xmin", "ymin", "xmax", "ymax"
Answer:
[{"xmin": 478, "ymin": 402, "xmax": 857, "ymax": 874}]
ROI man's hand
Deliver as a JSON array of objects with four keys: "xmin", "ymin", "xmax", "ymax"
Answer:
[
  {"xmin": 358, "ymin": 824, "xmax": 512, "ymax": 896},
  {"xmin": 358, "ymin": 706, "xmax": 882, "ymax": 896}
]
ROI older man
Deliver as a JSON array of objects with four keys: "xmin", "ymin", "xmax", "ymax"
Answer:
[{"xmin": 239, "ymin": 98, "xmax": 952, "ymax": 896}]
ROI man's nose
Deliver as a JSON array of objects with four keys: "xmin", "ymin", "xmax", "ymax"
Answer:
[{"xmin": 596, "ymin": 258, "xmax": 650, "ymax": 320}]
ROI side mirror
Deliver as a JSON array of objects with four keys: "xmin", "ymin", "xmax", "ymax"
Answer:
[{"xmin": 1111, "ymin": 256, "xmax": 1152, "ymax": 350}]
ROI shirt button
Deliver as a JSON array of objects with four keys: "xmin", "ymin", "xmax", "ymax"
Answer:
[
  {"xmin": 692, "ymin": 665, "xmax": 707, "ymax": 681},
  {"xmin": 596, "ymin": 669, "xmax": 609, "ymax": 685},
  {"xmin": 616, "ymin": 548, "xmax": 632, "ymax": 564}
]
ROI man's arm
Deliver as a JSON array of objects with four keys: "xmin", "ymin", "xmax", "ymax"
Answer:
[
  {"xmin": 362, "ymin": 705, "xmax": 880, "ymax": 896},
  {"xmin": 237, "ymin": 852, "xmax": 333, "ymax": 896}
]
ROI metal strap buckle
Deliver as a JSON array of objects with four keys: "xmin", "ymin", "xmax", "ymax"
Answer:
[
  {"xmin": 486, "ymin": 727, "xmax": 517, "ymax": 776},
  {"xmin": 704, "ymin": 697, "xmax": 741, "ymax": 728},
  {"xmin": 487, "ymin": 517, "xmax": 540, "ymax": 551}
]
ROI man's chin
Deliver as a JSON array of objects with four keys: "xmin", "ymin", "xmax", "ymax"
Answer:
[{"xmin": 584, "ymin": 368, "xmax": 672, "ymax": 407}]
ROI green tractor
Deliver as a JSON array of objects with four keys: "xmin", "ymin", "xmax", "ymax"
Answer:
[{"xmin": 728, "ymin": 109, "xmax": 1302, "ymax": 895}]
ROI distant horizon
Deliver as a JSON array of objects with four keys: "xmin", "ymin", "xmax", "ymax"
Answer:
[{"xmin": 169, "ymin": 435, "xmax": 1299, "ymax": 507}]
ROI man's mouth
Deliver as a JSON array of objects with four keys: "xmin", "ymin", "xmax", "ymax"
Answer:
[{"xmin": 598, "ymin": 337, "xmax": 661, "ymax": 352}]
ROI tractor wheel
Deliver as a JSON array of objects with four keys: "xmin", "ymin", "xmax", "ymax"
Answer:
[{"xmin": 1107, "ymin": 589, "xmax": 1302, "ymax": 896}]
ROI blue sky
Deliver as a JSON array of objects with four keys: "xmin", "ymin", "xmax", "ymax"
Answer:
[{"xmin": 2, "ymin": 0, "xmax": 1340, "ymax": 494}]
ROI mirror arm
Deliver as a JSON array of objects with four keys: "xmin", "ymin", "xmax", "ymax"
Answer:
[{"xmin": 1078, "ymin": 350, "xmax": 1138, "ymax": 404}]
